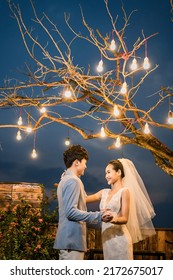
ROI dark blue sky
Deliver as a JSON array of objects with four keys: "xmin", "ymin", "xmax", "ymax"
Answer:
[{"xmin": 0, "ymin": 0, "xmax": 173, "ymax": 228}]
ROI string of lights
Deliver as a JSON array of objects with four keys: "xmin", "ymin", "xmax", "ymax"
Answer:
[
  {"xmin": 12, "ymin": 37, "xmax": 172, "ymax": 159},
  {"xmin": 0, "ymin": 1, "xmax": 172, "ymax": 177}
]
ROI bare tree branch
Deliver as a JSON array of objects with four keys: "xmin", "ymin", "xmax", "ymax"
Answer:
[{"xmin": 0, "ymin": 0, "xmax": 173, "ymax": 177}]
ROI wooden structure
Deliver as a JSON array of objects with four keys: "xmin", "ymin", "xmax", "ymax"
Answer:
[
  {"xmin": 0, "ymin": 182, "xmax": 43, "ymax": 209},
  {"xmin": 87, "ymin": 227, "xmax": 173, "ymax": 260}
]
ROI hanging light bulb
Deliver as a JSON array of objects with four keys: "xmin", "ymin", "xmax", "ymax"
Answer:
[
  {"xmin": 65, "ymin": 137, "xmax": 71, "ymax": 146},
  {"xmin": 17, "ymin": 116, "xmax": 23, "ymax": 126},
  {"xmin": 31, "ymin": 148, "xmax": 37, "ymax": 159},
  {"xmin": 120, "ymin": 82, "xmax": 127, "ymax": 94},
  {"xmin": 40, "ymin": 107, "xmax": 46, "ymax": 113},
  {"xmin": 109, "ymin": 39, "xmax": 116, "ymax": 51},
  {"xmin": 143, "ymin": 57, "xmax": 150, "ymax": 70},
  {"xmin": 26, "ymin": 126, "xmax": 32, "ymax": 133},
  {"xmin": 167, "ymin": 110, "xmax": 173, "ymax": 124},
  {"xmin": 97, "ymin": 59, "xmax": 103, "ymax": 72},
  {"xmin": 130, "ymin": 57, "xmax": 138, "ymax": 70},
  {"xmin": 113, "ymin": 105, "xmax": 120, "ymax": 116},
  {"xmin": 16, "ymin": 130, "xmax": 22, "ymax": 141},
  {"xmin": 100, "ymin": 126, "xmax": 106, "ymax": 138},
  {"xmin": 115, "ymin": 136, "xmax": 121, "ymax": 148},
  {"xmin": 144, "ymin": 122, "xmax": 150, "ymax": 134},
  {"xmin": 64, "ymin": 88, "xmax": 72, "ymax": 98}
]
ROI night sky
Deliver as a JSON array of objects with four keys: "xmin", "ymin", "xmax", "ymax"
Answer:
[{"xmin": 0, "ymin": 0, "xmax": 173, "ymax": 228}]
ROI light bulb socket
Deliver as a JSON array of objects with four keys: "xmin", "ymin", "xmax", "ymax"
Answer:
[{"xmin": 168, "ymin": 110, "xmax": 173, "ymax": 118}]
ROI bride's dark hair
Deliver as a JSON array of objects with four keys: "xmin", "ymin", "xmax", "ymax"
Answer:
[{"xmin": 108, "ymin": 160, "xmax": 125, "ymax": 178}]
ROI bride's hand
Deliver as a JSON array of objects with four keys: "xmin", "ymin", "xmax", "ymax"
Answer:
[{"xmin": 101, "ymin": 209, "xmax": 113, "ymax": 222}]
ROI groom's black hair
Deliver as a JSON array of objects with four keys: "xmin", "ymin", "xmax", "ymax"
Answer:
[{"xmin": 63, "ymin": 144, "xmax": 89, "ymax": 168}]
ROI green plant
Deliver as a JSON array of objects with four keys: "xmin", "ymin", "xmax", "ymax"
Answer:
[{"xmin": 0, "ymin": 192, "xmax": 59, "ymax": 260}]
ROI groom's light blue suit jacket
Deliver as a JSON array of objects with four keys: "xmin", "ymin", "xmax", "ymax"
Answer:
[{"xmin": 53, "ymin": 169, "xmax": 101, "ymax": 252}]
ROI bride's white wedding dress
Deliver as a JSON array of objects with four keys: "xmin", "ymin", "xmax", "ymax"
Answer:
[{"xmin": 100, "ymin": 188, "xmax": 133, "ymax": 260}]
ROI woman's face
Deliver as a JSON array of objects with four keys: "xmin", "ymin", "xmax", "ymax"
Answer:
[{"xmin": 105, "ymin": 164, "xmax": 120, "ymax": 185}]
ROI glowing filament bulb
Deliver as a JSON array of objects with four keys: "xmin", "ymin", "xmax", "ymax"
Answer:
[
  {"xmin": 130, "ymin": 58, "xmax": 138, "ymax": 70},
  {"xmin": 100, "ymin": 126, "xmax": 106, "ymax": 138},
  {"xmin": 65, "ymin": 137, "xmax": 70, "ymax": 146},
  {"xmin": 168, "ymin": 110, "xmax": 173, "ymax": 124},
  {"xmin": 26, "ymin": 126, "xmax": 32, "ymax": 133},
  {"xmin": 113, "ymin": 105, "xmax": 120, "ymax": 116},
  {"xmin": 31, "ymin": 148, "xmax": 37, "ymax": 158},
  {"xmin": 143, "ymin": 57, "xmax": 150, "ymax": 70},
  {"xmin": 97, "ymin": 59, "xmax": 103, "ymax": 72},
  {"xmin": 144, "ymin": 122, "xmax": 150, "ymax": 134},
  {"xmin": 40, "ymin": 107, "xmax": 46, "ymax": 113},
  {"xmin": 109, "ymin": 39, "xmax": 116, "ymax": 51},
  {"xmin": 64, "ymin": 89, "xmax": 72, "ymax": 98},
  {"xmin": 115, "ymin": 136, "xmax": 121, "ymax": 148},
  {"xmin": 120, "ymin": 82, "xmax": 127, "ymax": 94},
  {"xmin": 16, "ymin": 130, "xmax": 22, "ymax": 141},
  {"xmin": 17, "ymin": 116, "xmax": 23, "ymax": 126}
]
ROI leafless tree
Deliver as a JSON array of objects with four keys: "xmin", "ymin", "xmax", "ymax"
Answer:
[
  {"xmin": 170, "ymin": 0, "xmax": 173, "ymax": 19},
  {"xmin": 0, "ymin": 0, "xmax": 173, "ymax": 176}
]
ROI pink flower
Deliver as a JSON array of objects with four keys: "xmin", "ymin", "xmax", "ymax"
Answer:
[
  {"xmin": 34, "ymin": 243, "xmax": 41, "ymax": 251},
  {"xmin": 10, "ymin": 222, "xmax": 18, "ymax": 227}
]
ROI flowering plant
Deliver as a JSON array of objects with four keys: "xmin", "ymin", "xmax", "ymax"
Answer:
[{"xmin": 0, "ymin": 192, "xmax": 59, "ymax": 260}]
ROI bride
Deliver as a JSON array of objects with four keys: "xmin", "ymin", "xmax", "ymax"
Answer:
[{"xmin": 86, "ymin": 158, "xmax": 156, "ymax": 260}]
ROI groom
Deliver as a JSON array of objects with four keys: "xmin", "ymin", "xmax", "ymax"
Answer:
[{"xmin": 53, "ymin": 144, "xmax": 112, "ymax": 260}]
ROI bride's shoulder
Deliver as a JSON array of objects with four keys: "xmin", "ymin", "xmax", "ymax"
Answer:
[
  {"xmin": 120, "ymin": 187, "xmax": 129, "ymax": 194},
  {"xmin": 101, "ymin": 188, "xmax": 110, "ymax": 194}
]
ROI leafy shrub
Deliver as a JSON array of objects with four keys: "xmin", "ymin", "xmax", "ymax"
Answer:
[{"xmin": 0, "ymin": 192, "xmax": 59, "ymax": 260}]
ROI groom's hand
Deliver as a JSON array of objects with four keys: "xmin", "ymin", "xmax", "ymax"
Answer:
[{"xmin": 101, "ymin": 211, "xmax": 113, "ymax": 222}]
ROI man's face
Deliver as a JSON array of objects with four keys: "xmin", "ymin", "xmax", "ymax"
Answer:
[{"xmin": 76, "ymin": 158, "xmax": 87, "ymax": 176}]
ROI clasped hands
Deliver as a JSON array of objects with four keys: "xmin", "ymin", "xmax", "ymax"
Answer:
[{"xmin": 101, "ymin": 208, "xmax": 114, "ymax": 223}]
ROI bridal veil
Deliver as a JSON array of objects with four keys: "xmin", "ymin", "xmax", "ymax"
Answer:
[{"xmin": 118, "ymin": 158, "xmax": 156, "ymax": 243}]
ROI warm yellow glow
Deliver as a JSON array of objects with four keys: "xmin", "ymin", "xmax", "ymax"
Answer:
[
  {"xmin": 31, "ymin": 148, "xmax": 37, "ymax": 158},
  {"xmin": 17, "ymin": 116, "xmax": 23, "ymax": 126},
  {"xmin": 26, "ymin": 126, "xmax": 32, "ymax": 133},
  {"xmin": 64, "ymin": 89, "xmax": 72, "ymax": 98},
  {"xmin": 100, "ymin": 126, "xmax": 106, "ymax": 138},
  {"xmin": 113, "ymin": 105, "xmax": 120, "ymax": 116},
  {"xmin": 130, "ymin": 58, "xmax": 138, "ymax": 70},
  {"xmin": 65, "ymin": 137, "xmax": 71, "ymax": 146},
  {"xmin": 115, "ymin": 136, "xmax": 121, "ymax": 148},
  {"xmin": 168, "ymin": 110, "xmax": 173, "ymax": 124},
  {"xmin": 143, "ymin": 57, "xmax": 150, "ymax": 70},
  {"xmin": 144, "ymin": 122, "xmax": 150, "ymax": 134},
  {"xmin": 16, "ymin": 130, "xmax": 22, "ymax": 141},
  {"xmin": 40, "ymin": 107, "xmax": 46, "ymax": 113},
  {"xmin": 97, "ymin": 59, "xmax": 103, "ymax": 72},
  {"xmin": 109, "ymin": 39, "xmax": 116, "ymax": 51},
  {"xmin": 120, "ymin": 82, "xmax": 127, "ymax": 94}
]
